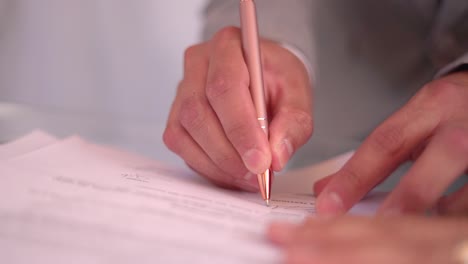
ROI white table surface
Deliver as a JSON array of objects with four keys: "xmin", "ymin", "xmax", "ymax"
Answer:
[{"xmin": 0, "ymin": 102, "xmax": 183, "ymax": 167}]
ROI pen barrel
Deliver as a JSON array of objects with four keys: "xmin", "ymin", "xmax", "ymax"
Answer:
[{"xmin": 240, "ymin": 0, "xmax": 269, "ymax": 136}]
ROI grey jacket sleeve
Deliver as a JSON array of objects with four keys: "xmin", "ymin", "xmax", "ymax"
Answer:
[
  {"xmin": 202, "ymin": 0, "xmax": 316, "ymax": 75},
  {"xmin": 430, "ymin": 1, "xmax": 468, "ymax": 78}
]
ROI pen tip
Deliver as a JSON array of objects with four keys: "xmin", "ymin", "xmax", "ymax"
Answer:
[{"xmin": 266, "ymin": 200, "xmax": 270, "ymax": 207}]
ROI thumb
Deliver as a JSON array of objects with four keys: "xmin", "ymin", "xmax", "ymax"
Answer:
[
  {"xmin": 269, "ymin": 104, "xmax": 313, "ymax": 172},
  {"xmin": 261, "ymin": 41, "xmax": 313, "ymax": 172}
]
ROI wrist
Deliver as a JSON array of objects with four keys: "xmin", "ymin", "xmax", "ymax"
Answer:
[{"xmin": 279, "ymin": 42, "xmax": 316, "ymax": 86}]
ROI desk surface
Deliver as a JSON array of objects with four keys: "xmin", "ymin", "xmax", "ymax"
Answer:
[{"xmin": 0, "ymin": 102, "xmax": 183, "ymax": 166}]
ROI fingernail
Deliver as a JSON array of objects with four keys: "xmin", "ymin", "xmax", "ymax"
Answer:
[
  {"xmin": 242, "ymin": 149, "xmax": 268, "ymax": 174},
  {"xmin": 275, "ymin": 139, "xmax": 294, "ymax": 171},
  {"xmin": 317, "ymin": 192, "xmax": 344, "ymax": 216},
  {"xmin": 267, "ymin": 222, "xmax": 297, "ymax": 245}
]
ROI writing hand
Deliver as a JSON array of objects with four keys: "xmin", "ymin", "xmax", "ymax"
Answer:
[{"xmin": 164, "ymin": 27, "xmax": 312, "ymax": 191}]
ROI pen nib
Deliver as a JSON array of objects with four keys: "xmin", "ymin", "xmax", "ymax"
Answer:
[{"xmin": 265, "ymin": 200, "xmax": 270, "ymax": 207}]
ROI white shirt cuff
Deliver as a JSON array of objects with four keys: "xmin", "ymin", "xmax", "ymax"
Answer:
[{"xmin": 434, "ymin": 52, "xmax": 468, "ymax": 79}]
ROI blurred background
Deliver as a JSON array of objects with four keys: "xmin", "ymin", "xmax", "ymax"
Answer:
[
  {"xmin": 0, "ymin": 0, "xmax": 206, "ymax": 165},
  {"xmin": 1, "ymin": 0, "xmax": 466, "ymax": 193}
]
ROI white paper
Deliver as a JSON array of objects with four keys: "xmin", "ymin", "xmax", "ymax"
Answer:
[
  {"xmin": 0, "ymin": 132, "xmax": 383, "ymax": 264},
  {"xmin": 0, "ymin": 130, "xmax": 58, "ymax": 160},
  {"xmin": 0, "ymin": 136, "xmax": 316, "ymax": 264},
  {"xmin": 274, "ymin": 151, "xmax": 354, "ymax": 194}
]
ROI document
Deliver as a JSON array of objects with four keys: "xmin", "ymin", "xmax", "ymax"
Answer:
[
  {"xmin": 0, "ymin": 131, "xmax": 383, "ymax": 264},
  {"xmin": 0, "ymin": 130, "xmax": 57, "ymax": 160}
]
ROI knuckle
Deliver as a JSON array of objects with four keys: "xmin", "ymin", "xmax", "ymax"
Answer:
[
  {"xmin": 289, "ymin": 108, "xmax": 314, "ymax": 142},
  {"xmin": 426, "ymin": 80, "xmax": 460, "ymax": 99},
  {"xmin": 183, "ymin": 44, "xmax": 203, "ymax": 67},
  {"xmin": 215, "ymin": 159, "xmax": 247, "ymax": 180},
  {"xmin": 441, "ymin": 126, "xmax": 468, "ymax": 157},
  {"xmin": 206, "ymin": 66, "xmax": 249, "ymax": 102},
  {"xmin": 176, "ymin": 79, "xmax": 185, "ymax": 94},
  {"xmin": 179, "ymin": 96, "xmax": 207, "ymax": 131},
  {"xmin": 369, "ymin": 124, "xmax": 406, "ymax": 156},
  {"xmin": 163, "ymin": 125, "xmax": 183, "ymax": 153},
  {"xmin": 225, "ymin": 122, "xmax": 251, "ymax": 149},
  {"xmin": 183, "ymin": 45, "xmax": 199, "ymax": 62},
  {"xmin": 339, "ymin": 166, "xmax": 367, "ymax": 191},
  {"xmin": 213, "ymin": 26, "xmax": 241, "ymax": 45},
  {"xmin": 398, "ymin": 185, "xmax": 433, "ymax": 212},
  {"xmin": 213, "ymin": 152, "xmax": 239, "ymax": 168},
  {"xmin": 206, "ymin": 73, "xmax": 233, "ymax": 101},
  {"xmin": 420, "ymin": 80, "xmax": 463, "ymax": 110}
]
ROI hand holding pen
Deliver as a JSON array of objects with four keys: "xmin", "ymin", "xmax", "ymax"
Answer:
[
  {"xmin": 239, "ymin": 0, "xmax": 274, "ymax": 204},
  {"xmin": 163, "ymin": 4, "xmax": 312, "ymax": 196}
]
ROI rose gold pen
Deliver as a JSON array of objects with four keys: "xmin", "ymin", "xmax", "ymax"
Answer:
[{"xmin": 239, "ymin": 0, "xmax": 272, "ymax": 206}]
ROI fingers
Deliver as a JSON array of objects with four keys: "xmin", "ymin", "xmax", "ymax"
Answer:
[
  {"xmin": 164, "ymin": 40, "xmax": 257, "ymax": 190},
  {"xmin": 206, "ymin": 27, "xmax": 271, "ymax": 174},
  {"xmin": 279, "ymin": 237, "xmax": 445, "ymax": 264},
  {"xmin": 379, "ymin": 125, "xmax": 468, "ymax": 215},
  {"xmin": 268, "ymin": 222, "xmax": 298, "ymax": 246},
  {"xmin": 437, "ymin": 183, "xmax": 468, "ymax": 217},
  {"xmin": 269, "ymin": 107, "xmax": 313, "ymax": 171},
  {"xmin": 163, "ymin": 124, "xmax": 259, "ymax": 192},
  {"xmin": 263, "ymin": 43, "xmax": 313, "ymax": 172},
  {"xmin": 179, "ymin": 93, "xmax": 248, "ymax": 179},
  {"xmin": 166, "ymin": 26, "xmax": 314, "ymax": 189},
  {"xmin": 268, "ymin": 216, "xmax": 466, "ymax": 264},
  {"xmin": 268, "ymin": 218, "xmax": 384, "ymax": 264},
  {"xmin": 314, "ymin": 175, "xmax": 388, "ymax": 198},
  {"xmin": 268, "ymin": 85, "xmax": 313, "ymax": 170},
  {"xmin": 179, "ymin": 44, "xmax": 248, "ymax": 181},
  {"xmin": 316, "ymin": 98, "xmax": 441, "ymax": 216},
  {"xmin": 313, "ymin": 176, "xmax": 333, "ymax": 196},
  {"xmin": 163, "ymin": 125, "xmax": 230, "ymax": 188}
]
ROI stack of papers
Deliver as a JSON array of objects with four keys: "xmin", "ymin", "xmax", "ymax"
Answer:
[{"xmin": 0, "ymin": 131, "xmax": 384, "ymax": 263}]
